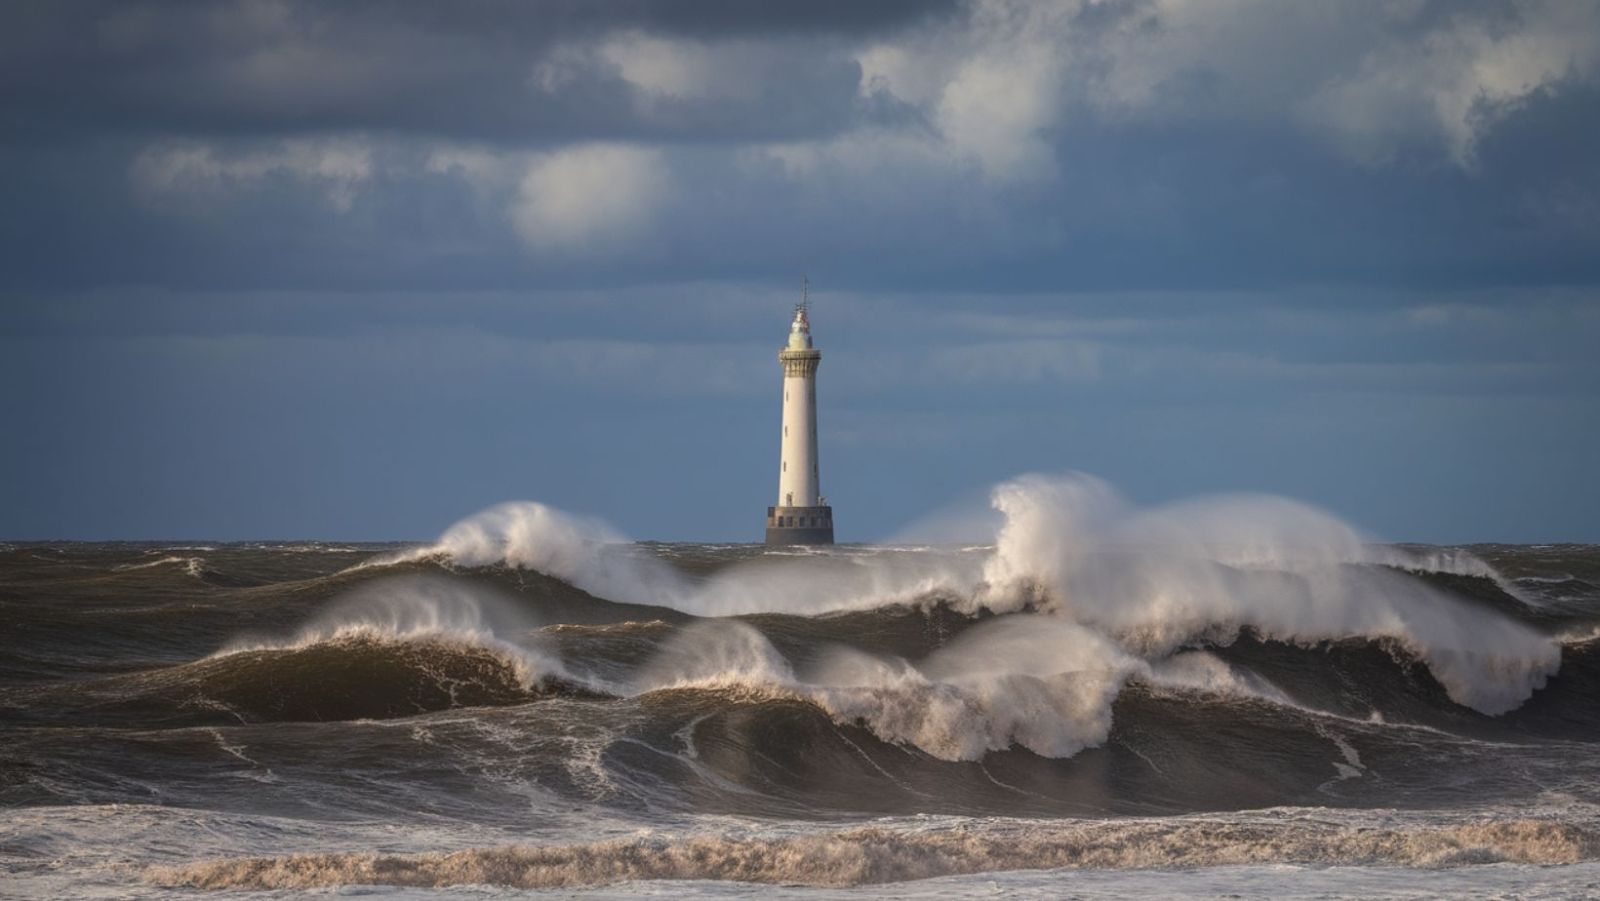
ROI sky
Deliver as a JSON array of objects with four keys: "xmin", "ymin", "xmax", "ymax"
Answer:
[{"xmin": 2, "ymin": 0, "xmax": 1599, "ymax": 543}]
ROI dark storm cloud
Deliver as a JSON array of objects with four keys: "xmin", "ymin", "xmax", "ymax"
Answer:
[
  {"xmin": 3, "ymin": 0, "xmax": 1600, "ymax": 541},
  {"xmin": 0, "ymin": 0, "xmax": 952, "ymax": 144},
  {"xmin": 0, "ymin": 0, "xmax": 1591, "ymax": 295}
]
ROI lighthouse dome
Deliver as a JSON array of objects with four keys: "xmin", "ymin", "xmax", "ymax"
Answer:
[{"xmin": 787, "ymin": 308, "xmax": 813, "ymax": 349}]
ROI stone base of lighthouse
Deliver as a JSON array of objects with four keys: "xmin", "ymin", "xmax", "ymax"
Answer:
[{"xmin": 765, "ymin": 505, "xmax": 835, "ymax": 546}]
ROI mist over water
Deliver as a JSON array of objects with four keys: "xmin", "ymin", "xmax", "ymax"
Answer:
[{"xmin": 4, "ymin": 472, "xmax": 1599, "ymax": 897}]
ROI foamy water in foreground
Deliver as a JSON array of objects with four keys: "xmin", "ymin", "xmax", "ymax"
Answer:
[{"xmin": 8, "ymin": 804, "xmax": 1600, "ymax": 897}]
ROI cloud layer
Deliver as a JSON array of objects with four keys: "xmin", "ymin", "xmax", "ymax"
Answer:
[
  {"xmin": 2, "ymin": 0, "xmax": 1598, "ymax": 289},
  {"xmin": 2, "ymin": 0, "xmax": 1598, "ymax": 540}
]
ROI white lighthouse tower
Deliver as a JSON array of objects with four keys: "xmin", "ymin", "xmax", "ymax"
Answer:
[{"xmin": 765, "ymin": 281, "xmax": 834, "ymax": 545}]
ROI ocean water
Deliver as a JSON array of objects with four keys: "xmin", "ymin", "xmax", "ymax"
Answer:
[{"xmin": 3, "ymin": 474, "xmax": 1599, "ymax": 897}]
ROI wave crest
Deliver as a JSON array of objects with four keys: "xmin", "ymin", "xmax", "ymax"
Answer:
[
  {"xmin": 380, "ymin": 473, "xmax": 1563, "ymax": 744},
  {"xmin": 975, "ymin": 473, "xmax": 1560, "ymax": 715},
  {"xmin": 634, "ymin": 617, "xmax": 1138, "ymax": 761},
  {"xmin": 181, "ymin": 575, "xmax": 573, "ymax": 721}
]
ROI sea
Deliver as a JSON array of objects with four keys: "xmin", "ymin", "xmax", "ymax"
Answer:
[{"xmin": 3, "ymin": 474, "xmax": 1599, "ymax": 898}]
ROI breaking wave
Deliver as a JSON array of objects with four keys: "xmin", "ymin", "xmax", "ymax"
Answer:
[
  {"xmin": 2, "ymin": 576, "xmax": 580, "ymax": 726},
  {"xmin": 376, "ymin": 472, "xmax": 1560, "ymax": 729},
  {"xmin": 10, "ymin": 473, "xmax": 1581, "ymax": 808},
  {"xmin": 198, "ymin": 575, "xmax": 578, "ymax": 718},
  {"xmin": 973, "ymin": 475, "xmax": 1559, "ymax": 715},
  {"xmin": 636, "ymin": 616, "xmax": 1137, "ymax": 761},
  {"xmin": 9, "ymin": 478, "xmax": 1599, "ymax": 901}
]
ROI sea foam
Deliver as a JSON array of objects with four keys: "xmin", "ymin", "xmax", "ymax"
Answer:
[{"xmin": 149, "ymin": 815, "xmax": 1600, "ymax": 890}]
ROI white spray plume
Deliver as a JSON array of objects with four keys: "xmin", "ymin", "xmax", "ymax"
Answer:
[
  {"xmin": 635, "ymin": 616, "xmax": 1138, "ymax": 761},
  {"xmin": 428, "ymin": 502, "xmax": 683, "ymax": 609},
  {"xmin": 392, "ymin": 501, "xmax": 981, "ymax": 617},
  {"xmin": 392, "ymin": 472, "xmax": 1560, "ymax": 743},
  {"xmin": 977, "ymin": 473, "xmax": 1560, "ymax": 714}
]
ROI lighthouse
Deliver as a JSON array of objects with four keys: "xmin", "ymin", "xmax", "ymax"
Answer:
[{"xmin": 765, "ymin": 283, "xmax": 835, "ymax": 545}]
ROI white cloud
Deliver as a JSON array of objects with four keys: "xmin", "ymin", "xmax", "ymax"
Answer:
[
  {"xmin": 131, "ymin": 139, "xmax": 373, "ymax": 211},
  {"xmin": 598, "ymin": 32, "xmax": 715, "ymax": 99},
  {"xmin": 936, "ymin": 48, "xmax": 1060, "ymax": 180},
  {"xmin": 424, "ymin": 146, "xmax": 510, "ymax": 186},
  {"xmin": 854, "ymin": 2, "xmax": 1069, "ymax": 182},
  {"xmin": 133, "ymin": 138, "xmax": 674, "ymax": 253},
  {"xmin": 509, "ymin": 144, "xmax": 671, "ymax": 250},
  {"xmin": 118, "ymin": 0, "xmax": 1600, "ymax": 258},
  {"xmin": 424, "ymin": 142, "xmax": 675, "ymax": 254},
  {"xmin": 1059, "ymin": 0, "xmax": 1600, "ymax": 167},
  {"xmin": 535, "ymin": 30, "xmax": 779, "ymax": 105},
  {"xmin": 1301, "ymin": 0, "xmax": 1600, "ymax": 166},
  {"xmin": 847, "ymin": 0, "xmax": 1600, "ymax": 175}
]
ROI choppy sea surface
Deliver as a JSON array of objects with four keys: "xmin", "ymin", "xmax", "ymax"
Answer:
[{"xmin": 3, "ymin": 476, "xmax": 1600, "ymax": 898}]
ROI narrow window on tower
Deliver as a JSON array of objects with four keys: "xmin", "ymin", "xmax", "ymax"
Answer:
[{"xmin": 783, "ymin": 461, "xmax": 787, "ymax": 472}]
